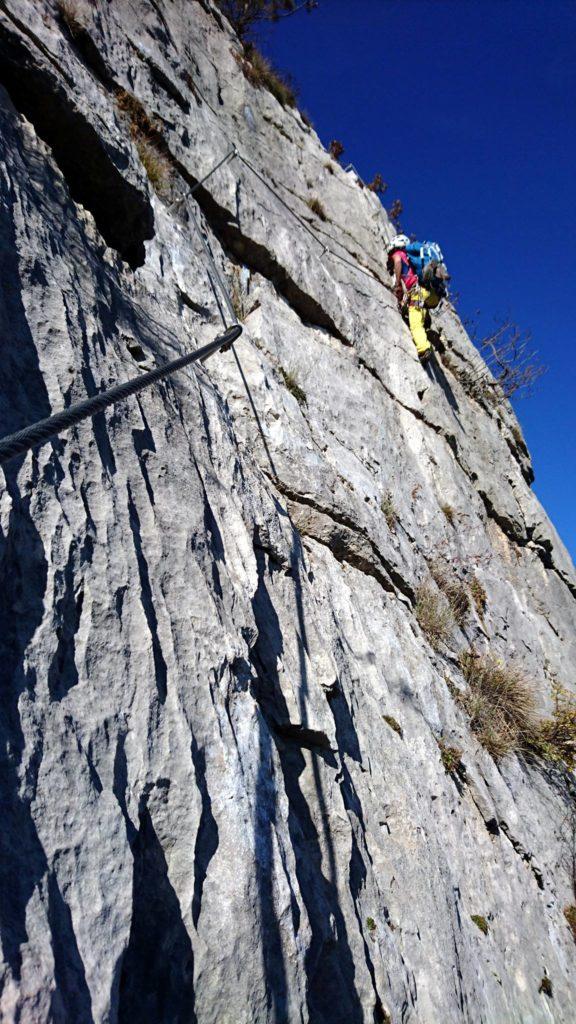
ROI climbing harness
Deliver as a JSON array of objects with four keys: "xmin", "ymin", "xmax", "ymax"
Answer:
[{"xmin": 0, "ymin": 324, "xmax": 242, "ymax": 466}]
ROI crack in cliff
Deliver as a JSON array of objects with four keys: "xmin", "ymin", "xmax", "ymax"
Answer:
[
  {"xmin": 0, "ymin": 19, "xmax": 154, "ymax": 267},
  {"xmin": 272, "ymin": 480, "xmax": 415, "ymax": 603},
  {"xmin": 357, "ymin": 354, "xmax": 459, "ymax": 455},
  {"xmin": 274, "ymin": 178, "xmax": 387, "ymax": 286},
  {"xmin": 357, "ymin": 351, "xmax": 576, "ymax": 598},
  {"xmin": 499, "ymin": 820, "xmax": 545, "ymax": 890},
  {"xmin": 181, "ymin": 170, "xmax": 353, "ymax": 345},
  {"xmin": 479, "ymin": 490, "xmax": 576, "ymax": 600},
  {"xmin": 0, "ymin": 1, "xmax": 74, "ymax": 85}
]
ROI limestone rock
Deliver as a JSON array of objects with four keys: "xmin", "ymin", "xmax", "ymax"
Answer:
[{"xmin": 0, "ymin": 1, "xmax": 574, "ymax": 1021}]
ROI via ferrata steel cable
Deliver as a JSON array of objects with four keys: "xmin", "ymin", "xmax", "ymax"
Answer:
[{"xmin": 0, "ymin": 325, "xmax": 242, "ymax": 467}]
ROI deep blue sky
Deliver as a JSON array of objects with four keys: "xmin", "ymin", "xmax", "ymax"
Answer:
[{"xmin": 257, "ymin": 0, "xmax": 576, "ymax": 563}]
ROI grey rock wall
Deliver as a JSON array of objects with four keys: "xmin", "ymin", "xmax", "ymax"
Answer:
[{"xmin": 0, "ymin": 1, "xmax": 575, "ymax": 1021}]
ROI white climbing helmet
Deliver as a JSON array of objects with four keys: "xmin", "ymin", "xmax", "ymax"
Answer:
[{"xmin": 387, "ymin": 234, "xmax": 410, "ymax": 253}]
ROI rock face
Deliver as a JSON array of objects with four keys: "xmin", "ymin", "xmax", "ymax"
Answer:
[{"xmin": 0, "ymin": 1, "xmax": 575, "ymax": 1021}]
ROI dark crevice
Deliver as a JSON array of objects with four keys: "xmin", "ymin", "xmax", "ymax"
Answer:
[
  {"xmin": 176, "ymin": 170, "xmax": 352, "ymax": 344},
  {"xmin": 47, "ymin": 539, "xmax": 84, "ymax": 701},
  {"xmin": 132, "ymin": 399, "xmax": 157, "ymax": 507},
  {"xmin": 275, "ymin": 481, "xmax": 414, "ymax": 602},
  {"xmin": 479, "ymin": 490, "xmax": 576, "ymax": 599},
  {"xmin": 129, "ymin": 39, "xmax": 190, "ymax": 112},
  {"xmin": 0, "ymin": 477, "xmax": 49, "ymax": 981},
  {"xmin": 274, "ymin": 722, "xmax": 332, "ymax": 751},
  {"xmin": 499, "ymin": 821, "xmax": 545, "ymax": 890},
  {"xmin": 126, "ymin": 483, "xmax": 168, "ymax": 702},
  {"xmin": 503, "ymin": 432, "xmax": 534, "ymax": 485},
  {"xmin": 47, "ymin": 873, "xmax": 94, "ymax": 1024},
  {"xmin": 178, "ymin": 289, "xmax": 212, "ymax": 318},
  {"xmin": 0, "ymin": 0, "xmax": 74, "ymax": 84},
  {"xmin": 191, "ymin": 736, "xmax": 219, "ymax": 928},
  {"xmin": 0, "ymin": 23, "xmax": 154, "ymax": 267},
  {"xmin": 117, "ymin": 788, "xmax": 197, "ymax": 1024},
  {"xmin": 329, "ymin": 689, "xmax": 389, "ymax": 1022},
  {"xmin": 57, "ymin": 9, "xmax": 115, "ymax": 89},
  {"xmin": 250, "ymin": 547, "xmax": 365, "ymax": 1023}
]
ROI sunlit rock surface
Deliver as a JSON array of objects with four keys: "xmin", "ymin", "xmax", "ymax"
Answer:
[{"xmin": 0, "ymin": 1, "xmax": 575, "ymax": 1021}]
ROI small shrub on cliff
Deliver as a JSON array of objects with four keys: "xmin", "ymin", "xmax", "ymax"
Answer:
[
  {"xmin": 236, "ymin": 43, "xmax": 297, "ymax": 107},
  {"xmin": 329, "ymin": 139, "xmax": 344, "ymax": 161},
  {"xmin": 380, "ymin": 491, "xmax": 398, "ymax": 532},
  {"xmin": 458, "ymin": 652, "xmax": 538, "ymax": 758},
  {"xmin": 217, "ymin": 0, "xmax": 317, "ymax": 41},
  {"xmin": 429, "ymin": 561, "xmax": 470, "ymax": 627},
  {"xmin": 367, "ymin": 173, "xmax": 388, "ymax": 195},
  {"xmin": 280, "ymin": 367, "xmax": 307, "ymax": 407},
  {"xmin": 388, "ymin": 198, "xmax": 403, "ymax": 227},
  {"xmin": 57, "ymin": 0, "xmax": 85, "ymax": 37},
  {"xmin": 438, "ymin": 739, "xmax": 463, "ymax": 775},
  {"xmin": 306, "ymin": 196, "xmax": 327, "ymax": 221},
  {"xmin": 415, "ymin": 584, "xmax": 453, "ymax": 650},
  {"xmin": 539, "ymin": 977, "xmax": 553, "ymax": 997},
  {"xmin": 564, "ymin": 905, "xmax": 576, "ymax": 944},
  {"xmin": 531, "ymin": 684, "xmax": 576, "ymax": 770},
  {"xmin": 471, "ymin": 914, "xmax": 489, "ymax": 935},
  {"xmin": 470, "ymin": 576, "xmax": 487, "ymax": 618}
]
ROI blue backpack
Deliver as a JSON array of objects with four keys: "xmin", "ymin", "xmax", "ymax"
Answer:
[{"xmin": 405, "ymin": 240, "xmax": 450, "ymax": 296}]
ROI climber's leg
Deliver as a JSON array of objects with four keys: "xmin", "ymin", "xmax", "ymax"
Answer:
[{"xmin": 407, "ymin": 286, "xmax": 432, "ymax": 357}]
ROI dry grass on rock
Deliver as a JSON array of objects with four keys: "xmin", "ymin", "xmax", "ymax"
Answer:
[
  {"xmin": 237, "ymin": 44, "xmax": 297, "ymax": 107},
  {"xmin": 415, "ymin": 584, "xmax": 454, "ymax": 651},
  {"xmin": 458, "ymin": 652, "xmax": 538, "ymax": 759},
  {"xmin": 429, "ymin": 561, "xmax": 470, "ymax": 627}
]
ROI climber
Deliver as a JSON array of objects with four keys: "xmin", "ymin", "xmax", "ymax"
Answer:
[{"xmin": 386, "ymin": 234, "xmax": 448, "ymax": 363}]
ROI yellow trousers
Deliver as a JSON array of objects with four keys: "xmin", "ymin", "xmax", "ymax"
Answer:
[{"xmin": 407, "ymin": 286, "xmax": 440, "ymax": 356}]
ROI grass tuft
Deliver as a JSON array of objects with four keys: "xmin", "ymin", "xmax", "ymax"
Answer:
[
  {"xmin": 531, "ymin": 684, "xmax": 576, "ymax": 770},
  {"xmin": 116, "ymin": 89, "xmax": 161, "ymax": 140},
  {"xmin": 383, "ymin": 715, "xmax": 403, "ymax": 738},
  {"xmin": 57, "ymin": 0, "xmax": 85, "ymax": 36},
  {"xmin": 458, "ymin": 652, "xmax": 537, "ymax": 759},
  {"xmin": 471, "ymin": 914, "xmax": 489, "ymax": 936},
  {"xmin": 470, "ymin": 576, "xmax": 487, "ymax": 618},
  {"xmin": 415, "ymin": 584, "xmax": 453, "ymax": 650},
  {"xmin": 380, "ymin": 491, "xmax": 398, "ymax": 532},
  {"xmin": 438, "ymin": 740, "xmax": 463, "ymax": 775},
  {"xmin": 306, "ymin": 196, "xmax": 327, "ymax": 221},
  {"xmin": 237, "ymin": 43, "xmax": 297, "ymax": 107},
  {"xmin": 564, "ymin": 905, "xmax": 576, "ymax": 944},
  {"xmin": 116, "ymin": 90, "xmax": 171, "ymax": 194},
  {"xmin": 135, "ymin": 138, "xmax": 171, "ymax": 195},
  {"xmin": 280, "ymin": 367, "xmax": 307, "ymax": 407},
  {"xmin": 430, "ymin": 561, "xmax": 470, "ymax": 627},
  {"xmin": 366, "ymin": 916, "xmax": 376, "ymax": 933}
]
